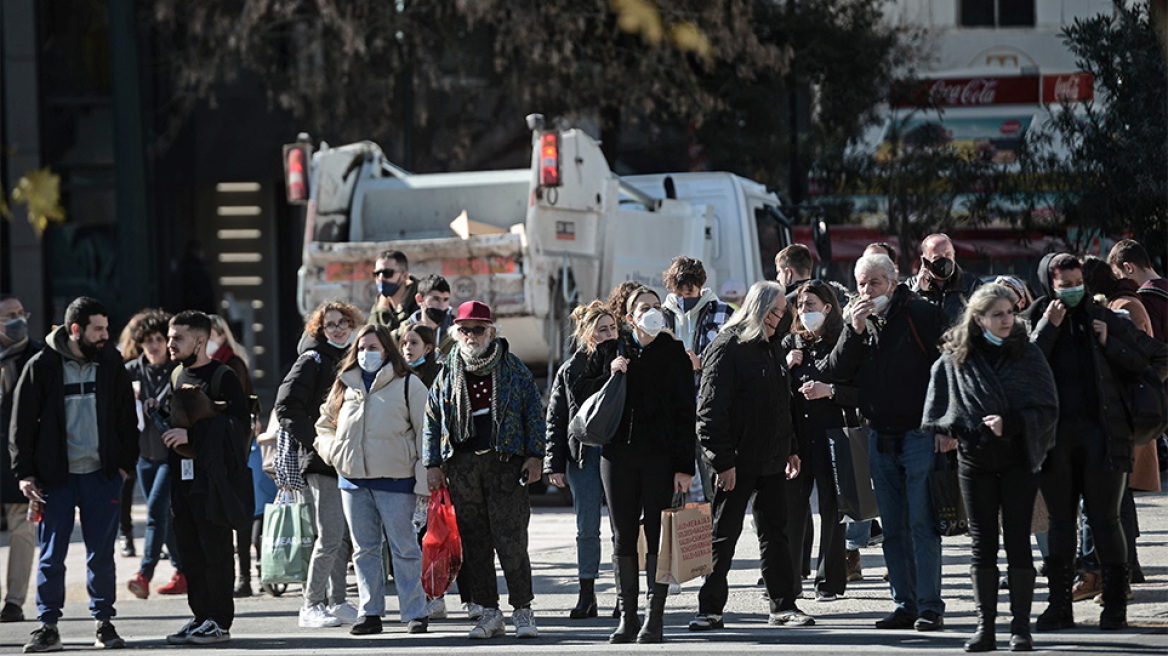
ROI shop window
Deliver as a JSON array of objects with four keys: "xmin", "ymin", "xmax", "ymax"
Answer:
[{"xmin": 961, "ymin": 0, "xmax": 1035, "ymax": 27}]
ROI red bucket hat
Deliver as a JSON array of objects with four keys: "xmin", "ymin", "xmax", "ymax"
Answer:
[{"xmin": 454, "ymin": 300, "xmax": 493, "ymax": 323}]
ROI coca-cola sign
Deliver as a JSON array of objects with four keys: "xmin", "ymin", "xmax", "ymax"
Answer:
[
  {"xmin": 1042, "ymin": 73, "xmax": 1094, "ymax": 103},
  {"xmin": 894, "ymin": 75, "xmax": 1041, "ymax": 107}
]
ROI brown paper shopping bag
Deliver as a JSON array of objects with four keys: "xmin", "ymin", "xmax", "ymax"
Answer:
[{"xmin": 655, "ymin": 501, "xmax": 713, "ymax": 585}]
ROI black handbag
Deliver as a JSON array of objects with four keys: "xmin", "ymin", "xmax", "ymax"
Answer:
[
  {"xmin": 828, "ymin": 408, "xmax": 879, "ymax": 522},
  {"xmin": 929, "ymin": 451, "xmax": 968, "ymax": 537},
  {"xmin": 569, "ymin": 365, "xmax": 627, "ymax": 448}
]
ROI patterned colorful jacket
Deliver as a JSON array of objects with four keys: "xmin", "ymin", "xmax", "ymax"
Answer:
[{"xmin": 423, "ymin": 339, "xmax": 544, "ymax": 467}]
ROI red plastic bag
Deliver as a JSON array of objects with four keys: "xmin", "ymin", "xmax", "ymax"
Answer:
[{"xmin": 421, "ymin": 487, "xmax": 462, "ymax": 599}]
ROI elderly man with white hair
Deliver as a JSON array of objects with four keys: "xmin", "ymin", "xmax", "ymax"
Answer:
[
  {"xmin": 422, "ymin": 301, "xmax": 545, "ymax": 641},
  {"xmin": 824, "ymin": 254, "xmax": 951, "ymax": 632}
]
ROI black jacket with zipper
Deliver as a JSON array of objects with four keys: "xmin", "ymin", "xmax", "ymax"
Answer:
[
  {"xmin": 274, "ymin": 332, "xmax": 346, "ymax": 477},
  {"xmin": 783, "ymin": 329, "xmax": 859, "ymax": 474},
  {"xmin": 698, "ymin": 325, "xmax": 794, "ymax": 478},
  {"xmin": 543, "ymin": 348, "xmax": 590, "ymax": 475},
  {"xmin": 580, "ymin": 332, "xmax": 695, "ymax": 475}
]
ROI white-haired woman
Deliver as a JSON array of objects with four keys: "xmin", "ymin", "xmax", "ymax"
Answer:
[
  {"xmin": 921, "ymin": 284, "xmax": 1059, "ymax": 652},
  {"xmin": 690, "ymin": 281, "xmax": 813, "ymax": 631}
]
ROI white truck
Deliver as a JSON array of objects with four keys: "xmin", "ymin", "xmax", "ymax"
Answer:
[{"xmin": 285, "ymin": 115, "xmax": 796, "ymax": 375}]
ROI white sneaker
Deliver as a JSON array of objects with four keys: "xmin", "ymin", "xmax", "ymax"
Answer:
[
  {"xmin": 463, "ymin": 602, "xmax": 484, "ymax": 620},
  {"xmin": 427, "ymin": 597, "xmax": 448, "ymax": 620},
  {"xmin": 187, "ymin": 619, "xmax": 231, "ymax": 644},
  {"xmin": 512, "ymin": 607, "xmax": 539, "ymax": 639},
  {"xmin": 299, "ymin": 603, "xmax": 342, "ymax": 628},
  {"xmin": 327, "ymin": 601, "xmax": 359, "ymax": 626},
  {"xmin": 467, "ymin": 607, "xmax": 504, "ymax": 640},
  {"xmin": 166, "ymin": 618, "xmax": 201, "ymax": 645}
]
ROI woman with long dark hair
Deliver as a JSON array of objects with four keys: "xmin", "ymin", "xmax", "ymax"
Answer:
[
  {"xmin": 316, "ymin": 324, "xmax": 431, "ymax": 635},
  {"xmin": 580, "ymin": 286, "xmax": 694, "ymax": 643},
  {"xmin": 782, "ymin": 280, "xmax": 857, "ymax": 603},
  {"xmin": 922, "ymin": 284, "xmax": 1059, "ymax": 652},
  {"xmin": 545, "ymin": 300, "xmax": 619, "ymax": 619}
]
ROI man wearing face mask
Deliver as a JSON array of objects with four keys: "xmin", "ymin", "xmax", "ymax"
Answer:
[
  {"xmin": 10, "ymin": 297, "xmax": 138, "ymax": 651},
  {"xmin": 776, "ymin": 245, "xmax": 852, "ymax": 332},
  {"xmin": 162, "ymin": 311, "xmax": 253, "ymax": 646},
  {"xmin": 368, "ymin": 250, "xmax": 419, "ymax": 332},
  {"xmin": 1023, "ymin": 253, "xmax": 1167, "ymax": 632},
  {"xmin": 823, "ymin": 255, "xmax": 951, "ymax": 632},
  {"xmin": 397, "ymin": 274, "xmax": 456, "ymax": 356},
  {"xmin": 0, "ymin": 295, "xmax": 42, "ymax": 624},
  {"xmin": 423, "ymin": 301, "xmax": 545, "ymax": 640},
  {"xmin": 910, "ymin": 233, "xmax": 983, "ymax": 326}
]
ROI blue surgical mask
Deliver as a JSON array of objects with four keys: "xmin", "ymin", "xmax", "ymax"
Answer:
[
  {"xmin": 983, "ymin": 328, "xmax": 1004, "ymax": 347},
  {"xmin": 357, "ymin": 351, "xmax": 383, "ymax": 373},
  {"xmin": 377, "ymin": 280, "xmax": 401, "ymax": 298},
  {"xmin": 408, "ymin": 356, "xmax": 426, "ymax": 367},
  {"xmin": 3, "ymin": 317, "xmax": 28, "ymax": 343},
  {"xmin": 1056, "ymin": 284, "xmax": 1085, "ymax": 308},
  {"xmin": 328, "ymin": 333, "xmax": 354, "ymax": 349}
]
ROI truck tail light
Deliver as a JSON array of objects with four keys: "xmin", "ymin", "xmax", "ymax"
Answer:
[
  {"xmin": 539, "ymin": 132, "xmax": 561, "ymax": 187},
  {"xmin": 283, "ymin": 134, "xmax": 313, "ymax": 204}
]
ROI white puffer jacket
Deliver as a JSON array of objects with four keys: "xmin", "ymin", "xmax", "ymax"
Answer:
[{"xmin": 315, "ymin": 365, "xmax": 429, "ymax": 496}]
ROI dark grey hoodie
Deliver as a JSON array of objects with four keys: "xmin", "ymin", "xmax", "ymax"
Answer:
[{"xmin": 48, "ymin": 326, "xmax": 102, "ymax": 474}]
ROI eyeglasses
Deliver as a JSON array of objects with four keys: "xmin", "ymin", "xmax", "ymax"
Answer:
[
  {"xmin": 372, "ymin": 268, "xmax": 397, "ymax": 278},
  {"xmin": 324, "ymin": 320, "xmax": 352, "ymax": 332},
  {"xmin": 457, "ymin": 325, "xmax": 490, "ymax": 337},
  {"xmin": 0, "ymin": 310, "xmax": 28, "ymax": 322}
]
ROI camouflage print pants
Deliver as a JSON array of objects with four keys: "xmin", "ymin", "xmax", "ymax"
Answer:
[{"xmin": 444, "ymin": 449, "xmax": 533, "ymax": 609}]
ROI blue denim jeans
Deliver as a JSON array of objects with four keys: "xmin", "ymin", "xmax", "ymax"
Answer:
[
  {"xmin": 868, "ymin": 428, "xmax": 944, "ymax": 616},
  {"xmin": 37, "ymin": 471, "xmax": 122, "ymax": 623},
  {"xmin": 845, "ymin": 520, "xmax": 872, "ymax": 552},
  {"xmin": 135, "ymin": 457, "xmax": 182, "ymax": 579},
  {"xmin": 564, "ymin": 445, "xmax": 603, "ymax": 580},
  {"xmin": 341, "ymin": 487, "xmax": 426, "ymax": 622}
]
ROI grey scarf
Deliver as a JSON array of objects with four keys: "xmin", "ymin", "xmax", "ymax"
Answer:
[
  {"xmin": 922, "ymin": 340, "xmax": 1059, "ymax": 473},
  {"xmin": 448, "ymin": 340, "xmax": 505, "ymax": 444}
]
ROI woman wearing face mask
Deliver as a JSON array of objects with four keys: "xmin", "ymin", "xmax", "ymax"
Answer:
[
  {"xmin": 544, "ymin": 300, "xmax": 620, "ymax": 621},
  {"xmin": 922, "ymin": 284, "xmax": 1059, "ymax": 652},
  {"xmin": 206, "ymin": 315, "xmax": 253, "ymax": 399},
  {"xmin": 400, "ymin": 324, "xmax": 441, "ymax": 388},
  {"xmin": 781, "ymin": 280, "xmax": 857, "ymax": 604},
  {"xmin": 274, "ymin": 300, "xmax": 363, "ymax": 627},
  {"xmin": 315, "ymin": 324, "xmax": 431, "ymax": 636},
  {"xmin": 579, "ymin": 286, "xmax": 695, "ymax": 644}
]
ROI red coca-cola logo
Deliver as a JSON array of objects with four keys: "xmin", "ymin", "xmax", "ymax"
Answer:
[
  {"xmin": 929, "ymin": 78, "xmax": 1000, "ymax": 106},
  {"xmin": 1042, "ymin": 74, "xmax": 1094, "ymax": 103},
  {"xmin": 1000, "ymin": 120, "xmax": 1022, "ymax": 135}
]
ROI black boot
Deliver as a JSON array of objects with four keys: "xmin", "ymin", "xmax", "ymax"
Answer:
[
  {"xmin": 1035, "ymin": 558, "xmax": 1075, "ymax": 632},
  {"xmin": 610, "ymin": 557, "xmax": 641, "ymax": 644},
  {"xmin": 965, "ymin": 567, "xmax": 998, "ymax": 652},
  {"xmin": 1007, "ymin": 567, "xmax": 1035, "ymax": 652},
  {"xmin": 636, "ymin": 582, "xmax": 668, "ymax": 644},
  {"xmin": 1098, "ymin": 563, "xmax": 1129, "ymax": 630},
  {"xmin": 570, "ymin": 578, "xmax": 598, "ymax": 619}
]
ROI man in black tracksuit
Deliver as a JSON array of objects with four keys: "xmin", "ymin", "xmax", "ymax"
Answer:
[
  {"xmin": 1025, "ymin": 253, "xmax": 1167, "ymax": 632},
  {"xmin": 162, "ymin": 311, "xmax": 252, "ymax": 645},
  {"xmin": 909, "ymin": 233, "xmax": 983, "ymax": 326}
]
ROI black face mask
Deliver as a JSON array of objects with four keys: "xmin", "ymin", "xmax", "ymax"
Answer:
[
  {"xmin": 425, "ymin": 307, "xmax": 448, "ymax": 325},
  {"xmin": 924, "ymin": 256, "xmax": 955, "ymax": 280},
  {"xmin": 179, "ymin": 339, "xmax": 203, "ymax": 368},
  {"xmin": 680, "ymin": 296, "xmax": 700, "ymax": 312}
]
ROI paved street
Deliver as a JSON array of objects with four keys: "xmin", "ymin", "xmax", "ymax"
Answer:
[{"xmin": 2, "ymin": 479, "xmax": 1166, "ymax": 654}]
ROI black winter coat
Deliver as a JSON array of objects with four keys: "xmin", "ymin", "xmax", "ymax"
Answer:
[
  {"xmin": 543, "ymin": 349, "xmax": 591, "ymax": 474},
  {"xmin": 580, "ymin": 333, "xmax": 695, "ymax": 475},
  {"xmin": 10, "ymin": 329, "xmax": 138, "ymax": 488},
  {"xmin": 782, "ymin": 330, "xmax": 859, "ymax": 474},
  {"xmin": 909, "ymin": 266, "xmax": 983, "ymax": 326},
  {"xmin": 697, "ymin": 325, "xmax": 793, "ymax": 477},
  {"xmin": 1026, "ymin": 253, "xmax": 1168, "ymax": 472},
  {"xmin": 274, "ymin": 333, "xmax": 346, "ymax": 477},
  {"xmin": 1, "ymin": 339, "xmax": 42, "ymax": 503},
  {"xmin": 824, "ymin": 284, "xmax": 948, "ymax": 435}
]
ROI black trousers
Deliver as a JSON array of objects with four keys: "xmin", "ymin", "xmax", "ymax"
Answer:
[
  {"xmin": 599, "ymin": 452, "xmax": 673, "ymax": 558},
  {"xmin": 119, "ymin": 474, "xmax": 136, "ymax": 538},
  {"xmin": 172, "ymin": 482, "xmax": 236, "ymax": 628},
  {"xmin": 1040, "ymin": 423, "xmax": 1127, "ymax": 568},
  {"xmin": 958, "ymin": 458, "xmax": 1039, "ymax": 570},
  {"xmin": 786, "ymin": 458, "xmax": 847, "ymax": 596},
  {"xmin": 698, "ymin": 470, "xmax": 796, "ymax": 615}
]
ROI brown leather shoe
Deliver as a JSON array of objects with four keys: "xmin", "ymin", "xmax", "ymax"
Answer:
[
  {"xmin": 846, "ymin": 549, "xmax": 863, "ymax": 582},
  {"xmin": 1071, "ymin": 571, "xmax": 1102, "ymax": 602}
]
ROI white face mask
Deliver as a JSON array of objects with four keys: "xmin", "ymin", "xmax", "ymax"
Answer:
[
  {"xmin": 205, "ymin": 340, "xmax": 221, "ymax": 357},
  {"xmin": 801, "ymin": 311, "xmax": 826, "ymax": 333},
  {"xmin": 870, "ymin": 294, "xmax": 891, "ymax": 314},
  {"xmin": 357, "ymin": 350, "xmax": 383, "ymax": 373},
  {"xmin": 636, "ymin": 308, "xmax": 665, "ymax": 337}
]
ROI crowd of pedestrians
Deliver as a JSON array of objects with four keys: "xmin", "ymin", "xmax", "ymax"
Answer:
[{"xmin": 2, "ymin": 237, "xmax": 1166, "ymax": 653}]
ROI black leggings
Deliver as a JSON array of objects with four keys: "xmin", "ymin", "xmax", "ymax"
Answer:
[
  {"xmin": 600, "ymin": 453, "xmax": 673, "ymax": 558},
  {"xmin": 958, "ymin": 458, "xmax": 1039, "ymax": 570},
  {"xmin": 236, "ymin": 517, "xmax": 262, "ymax": 581},
  {"xmin": 786, "ymin": 455, "xmax": 847, "ymax": 595},
  {"xmin": 1040, "ymin": 424, "xmax": 1127, "ymax": 568}
]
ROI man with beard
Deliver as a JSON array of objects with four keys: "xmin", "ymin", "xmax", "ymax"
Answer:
[
  {"xmin": 10, "ymin": 297, "xmax": 138, "ymax": 651},
  {"xmin": 161, "ymin": 311, "xmax": 252, "ymax": 646},
  {"xmin": 368, "ymin": 250, "xmax": 420, "ymax": 332},
  {"xmin": 396, "ymin": 274, "xmax": 456, "ymax": 356},
  {"xmin": 423, "ymin": 301, "xmax": 544, "ymax": 641},
  {"xmin": 910, "ymin": 233, "xmax": 983, "ymax": 325}
]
